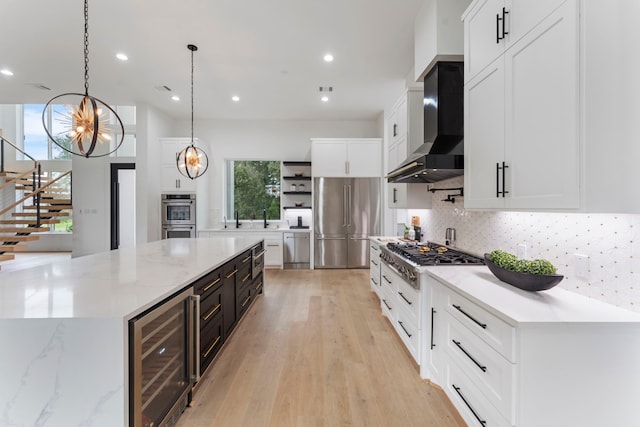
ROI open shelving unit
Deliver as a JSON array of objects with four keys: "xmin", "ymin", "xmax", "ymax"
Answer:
[{"xmin": 281, "ymin": 161, "xmax": 312, "ymax": 210}]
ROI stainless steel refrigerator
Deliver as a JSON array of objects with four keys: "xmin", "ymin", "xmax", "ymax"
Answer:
[{"xmin": 314, "ymin": 177, "xmax": 381, "ymax": 268}]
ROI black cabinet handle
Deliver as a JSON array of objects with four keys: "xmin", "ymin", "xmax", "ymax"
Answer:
[
  {"xmin": 452, "ymin": 384, "xmax": 487, "ymax": 426},
  {"xmin": 382, "ymin": 275, "xmax": 392, "ymax": 284},
  {"xmin": 398, "ymin": 291, "xmax": 412, "ymax": 305},
  {"xmin": 502, "ymin": 161, "xmax": 509, "ymax": 197},
  {"xmin": 393, "ymin": 187, "xmax": 398, "ymax": 203},
  {"xmin": 452, "ymin": 304, "xmax": 487, "ymax": 329},
  {"xmin": 430, "ymin": 308, "xmax": 436, "ymax": 349},
  {"xmin": 496, "ymin": 162, "xmax": 500, "ymax": 197},
  {"xmin": 382, "ymin": 299, "xmax": 392, "ymax": 310},
  {"xmin": 496, "ymin": 12, "xmax": 501, "ymax": 43},
  {"xmin": 398, "ymin": 320, "xmax": 412, "ymax": 338},
  {"xmin": 371, "ymin": 277, "xmax": 379, "ymax": 286},
  {"xmin": 372, "ymin": 259, "xmax": 378, "ymax": 266},
  {"xmin": 393, "ymin": 123, "xmax": 398, "ymax": 137},
  {"xmin": 502, "ymin": 7, "xmax": 509, "ymax": 37},
  {"xmin": 452, "ymin": 340, "xmax": 487, "ymax": 372}
]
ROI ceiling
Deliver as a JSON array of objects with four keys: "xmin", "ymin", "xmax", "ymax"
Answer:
[{"xmin": 0, "ymin": 0, "xmax": 423, "ymax": 121}]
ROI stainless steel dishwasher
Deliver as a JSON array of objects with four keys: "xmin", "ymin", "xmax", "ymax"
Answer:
[{"xmin": 283, "ymin": 232, "xmax": 310, "ymax": 269}]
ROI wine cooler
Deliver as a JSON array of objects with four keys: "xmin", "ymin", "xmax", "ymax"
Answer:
[{"xmin": 129, "ymin": 287, "xmax": 200, "ymax": 427}]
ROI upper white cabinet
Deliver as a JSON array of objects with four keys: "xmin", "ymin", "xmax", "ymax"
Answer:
[
  {"xmin": 387, "ymin": 89, "xmax": 432, "ymax": 209},
  {"xmin": 160, "ymin": 138, "xmax": 200, "ymax": 193},
  {"xmin": 414, "ymin": 0, "xmax": 468, "ymax": 81},
  {"xmin": 464, "ymin": 0, "xmax": 579, "ymax": 209},
  {"xmin": 311, "ymin": 138, "xmax": 381, "ymax": 177},
  {"xmin": 463, "ymin": 0, "xmax": 569, "ymax": 82}
]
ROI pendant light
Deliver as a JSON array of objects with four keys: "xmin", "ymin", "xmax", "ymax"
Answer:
[
  {"xmin": 176, "ymin": 44, "xmax": 209, "ymax": 180},
  {"xmin": 42, "ymin": 0, "xmax": 124, "ymax": 158}
]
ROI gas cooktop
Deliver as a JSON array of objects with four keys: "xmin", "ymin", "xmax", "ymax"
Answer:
[{"xmin": 385, "ymin": 242, "xmax": 485, "ymax": 266}]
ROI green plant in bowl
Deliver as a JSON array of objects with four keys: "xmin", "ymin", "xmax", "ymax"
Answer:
[{"xmin": 485, "ymin": 250, "xmax": 563, "ymax": 291}]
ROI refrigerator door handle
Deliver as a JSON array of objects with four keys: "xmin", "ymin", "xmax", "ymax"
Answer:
[
  {"xmin": 347, "ymin": 185, "xmax": 352, "ymax": 227},
  {"xmin": 342, "ymin": 185, "xmax": 348, "ymax": 226}
]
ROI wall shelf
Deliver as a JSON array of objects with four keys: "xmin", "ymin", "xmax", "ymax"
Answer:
[
  {"xmin": 283, "ymin": 161, "xmax": 312, "ymax": 166},
  {"xmin": 283, "ymin": 206, "xmax": 312, "ymax": 210},
  {"xmin": 283, "ymin": 176, "xmax": 311, "ymax": 180},
  {"xmin": 283, "ymin": 191, "xmax": 312, "ymax": 195}
]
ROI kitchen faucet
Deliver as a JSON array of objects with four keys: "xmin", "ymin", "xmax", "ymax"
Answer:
[
  {"xmin": 235, "ymin": 210, "xmax": 240, "ymax": 228},
  {"xmin": 263, "ymin": 209, "xmax": 269, "ymax": 229}
]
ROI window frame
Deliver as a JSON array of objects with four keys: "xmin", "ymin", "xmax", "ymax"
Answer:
[{"xmin": 225, "ymin": 159, "xmax": 282, "ymax": 221}]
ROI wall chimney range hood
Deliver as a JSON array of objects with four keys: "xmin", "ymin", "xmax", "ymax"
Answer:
[{"xmin": 387, "ymin": 62, "xmax": 464, "ymax": 183}]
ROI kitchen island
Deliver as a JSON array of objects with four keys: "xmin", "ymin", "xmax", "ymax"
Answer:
[{"xmin": 0, "ymin": 237, "xmax": 263, "ymax": 427}]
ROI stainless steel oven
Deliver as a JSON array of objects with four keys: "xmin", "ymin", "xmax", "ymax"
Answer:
[
  {"xmin": 161, "ymin": 194, "xmax": 196, "ymax": 225},
  {"xmin": 162, "ymin": 225, "xmax": 196, "ymax": 239},
  {"xmin": 129, "ymin": 287, "xmax": 200, "ymax": 427}
]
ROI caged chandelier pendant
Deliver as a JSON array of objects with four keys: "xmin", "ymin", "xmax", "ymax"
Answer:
[
  {"xmin": 42, "ymin": 0, "xmax": 124, "ymax": 158},
  {"xmin": 176, "ymin": 44, "xmax": 209, "ymax": 180}
]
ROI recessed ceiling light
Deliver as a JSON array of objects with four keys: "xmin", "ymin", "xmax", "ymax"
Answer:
[
  {"xmin": 171, "ymin": 95, "xmax": 180, "ymax": 101},
  {"xmin": 232, "ymin": 95, "xmax": 240, "ymax": 102},
  {"xmin": 323, "ymin": 53, "xmax": 334, "ymax": 62},
  {"xmin": 1, "ymin": 69, "xmax": 14, "ymax": 76},
  {"xmin": 321, "ymin": 96, "xmax": 329, "ymax": 102},
  {"xmin": 116, "ymin": 53, "xmax": 128, "ymax": 61}
]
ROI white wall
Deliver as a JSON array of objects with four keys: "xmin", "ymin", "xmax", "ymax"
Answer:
[{"xmin": 170, "ymin": 119, "xmax": 381, "ymax": 229}]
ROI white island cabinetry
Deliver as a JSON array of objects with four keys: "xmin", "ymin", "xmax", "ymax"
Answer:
[{"xmin": 423, "ymin": 266, "xmax": 640, "ymax": 427}]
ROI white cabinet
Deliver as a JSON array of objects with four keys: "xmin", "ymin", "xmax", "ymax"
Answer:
[
  {"xmin": 369, "ymin": 240, "xmax": 383, "ymax": 297},
  {"xmin": 386, "ymin": 90, "xmax": 432, "ymax": 209},
  {"xmin": 311, "ymin": 138, "xmax": 381, "ymax": 177},
  {"xmin": 160, "ymin": 138, "xmax": 200, "ymax": 193},
  {"xmin": 464, "ymin": 0, "xmax": 579, "ymax": 209},
  {"xmin": 423, "ymin": 281, "xmax": 444, "ymax": 383},
  {"xmin": 463, "ymin": 0, "xmax": 569, "ymax": 82}
]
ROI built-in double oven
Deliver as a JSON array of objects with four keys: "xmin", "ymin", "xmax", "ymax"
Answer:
[{"xmin": 161, "ymin": 193, "xmax": 196, "ymax": 239}]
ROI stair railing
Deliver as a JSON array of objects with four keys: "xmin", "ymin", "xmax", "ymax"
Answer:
[{"xmin": 0, "ymin": 135, "xmax": 38, "ymax": 173}]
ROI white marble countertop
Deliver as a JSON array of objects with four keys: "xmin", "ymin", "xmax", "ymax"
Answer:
[
  {"xmin": 0, "ymin": 237, "xmax": 261, "ymax": 320},
  {"xmin": 425, "ymin": 266, "xmax": 640, "ymax": 326}
]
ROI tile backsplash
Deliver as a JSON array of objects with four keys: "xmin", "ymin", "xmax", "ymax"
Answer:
[{"xmin": 396, "ymin": 177, "xmax": 640, "ymax": 313}]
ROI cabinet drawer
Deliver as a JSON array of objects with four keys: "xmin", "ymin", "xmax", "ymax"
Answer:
[
  {"xmin": 395, "ymin": 309, "xmax": 419, "ymax": 363},
  {"xmin": 445, "ymin": 359, "xmax": 512, "ymax": 427},
  {"xmin": 200, "ymin": 286, "xmax": 223, "ymax": 329},
  {"xmin": 445, "ymin": 312, "xmax": 515, "ymax": 423},
  {"xmin": 236, "ymin": 284, "xmax": 252, "ymax": 319},
  {"xmin": 237, "ymin": 265, "xmax": 252, "ymax": 291},
  {"xmin": 194, "ymin": 269, "xmax": 222, "ymax": 297},
  {"xmin": 200, "ymin": 314, "xmax": 224, "ymax": 374},
  {"xmin": 380, "ymin": 265, "xmax": 399, "ymax": 293},
  {"xmin": 252, "ymin": 274, "xmax": 264, "ymax": 295},
  {"xmin": 396, "ymin": 278, "xmax": 420, "ymax": 325},
  {"xmin": 445, "ymin": 290, "xmax": 516, "ymax": 362},
  {"xmin": 380, "ymin": 284, "xmax": 396, "ymax": 321}
]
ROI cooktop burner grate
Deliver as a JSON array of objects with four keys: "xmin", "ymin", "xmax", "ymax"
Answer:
[{"xmin": 385, "ymin": 242, "xmax": 484, "ymax": 266}]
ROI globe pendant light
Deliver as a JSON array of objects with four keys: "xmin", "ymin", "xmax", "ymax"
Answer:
[
  {"xmin": 42, "ymin": 0, "xmax": 124, "ymax": 158},
  {"xmin": 177, "ymin": 44, "xmax": 209, "ymax": 180}
]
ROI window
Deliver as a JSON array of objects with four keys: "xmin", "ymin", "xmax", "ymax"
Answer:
[{"xmin": 226, "ymin": 160, "xmax": 281, "ymax": 220}]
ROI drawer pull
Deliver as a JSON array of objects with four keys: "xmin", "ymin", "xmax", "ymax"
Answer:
[
  {"xmin": 371, "ymin": 259, "xmax": 378, "ymax": 266},
  {"xmin": 241, "ymin": 296, "xmax": 251, "ymax": 307},
  {"xmin": 202, "ymin": 277, "xmax": 221, "ymax": 293},
  {"xmin": 382, "ymin": 275, "xmax": 392, "ymax": 284},
  {"xmin": 242, "ymin": 273, "xmax": 251, "ymax": 283},
  {"xmin": 225, "ymin": 268, "xmax": 238, "ymax": 279},
  {"xmin": 430, "ymin": 308, "xmax": 436, "ymax": 349},
  {"xmin": 398, "ymin": 291, "xmax": 412, "ymax": 305},
  {"xmin": 371, "ymin": 277, "xmax": 378, "ymax": 286},
  {"xmin": 202, "ymin": 335, "xmax": 221, "ymax": 359},
  {"xmin": 254, "ymin": 281, "xmax": 263, "ymax": 292},
  {"xmin": 242, "ymin": 255, "xmax": 251, "ymax": 263},
  {"xmin": 452, "ymin": 384, "xmax": 487, "ymax": 426},
  {"xmin": 452, "ymin": 340, "xmax": 487, "ymax": 372},
  {"xmin": 382, "ymin": 299, "xmax": 392, "ymax": 310},
  {"xmin": 452, "ymin": 304, "xmax": 487, "ymax": 329},
  {"xmin": 397, "ymin": 320, "xmax": 412, "ymax": 338},
  {"xmin": 202, "ymin": 303, "xmax": 221, "ymax": 322}
]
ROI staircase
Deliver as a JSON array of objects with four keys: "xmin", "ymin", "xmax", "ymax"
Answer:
[{"xmin": 0, "ymin": 136, "xmax": 72, "ymax": 271}]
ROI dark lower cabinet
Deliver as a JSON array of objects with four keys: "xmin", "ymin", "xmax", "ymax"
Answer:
[{"xmin": 221, "ymin": 261, "xmax": 238, "ymax": 338}]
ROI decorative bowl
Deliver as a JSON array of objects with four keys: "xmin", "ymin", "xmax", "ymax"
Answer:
[{"xmin": 484, "ymin": 254, "xmax": 564, "ymax": 292}]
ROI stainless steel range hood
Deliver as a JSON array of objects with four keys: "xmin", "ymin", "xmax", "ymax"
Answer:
[{"xmin": 387, "ymin": 62, "xmax": 464, "ymax": 183}]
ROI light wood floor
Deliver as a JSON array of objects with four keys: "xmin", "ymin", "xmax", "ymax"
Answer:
[{"xmin": 177, "ymin": 268, "xmax": 465, "ymax": 427}]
